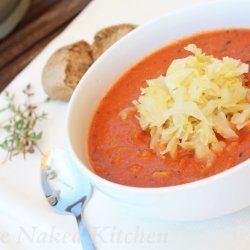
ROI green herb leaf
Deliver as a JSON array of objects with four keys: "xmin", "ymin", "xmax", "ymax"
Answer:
[
  {"xmin": 0, "ymin": 85, "xmax": 48, "ymax": 163},
  {"xmin": 44, "ymin": 97, "xmax": 51, "ymax": 103}
]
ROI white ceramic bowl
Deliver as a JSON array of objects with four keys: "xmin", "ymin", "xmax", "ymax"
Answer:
[{"xmin": 67, "ymin": 0, "xmax": 250, "ymax": 221}]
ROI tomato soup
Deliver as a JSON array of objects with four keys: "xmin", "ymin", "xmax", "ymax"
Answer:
[{"xmin": 88, "ymin": 29, "xmax": 250, "ymax": 187}]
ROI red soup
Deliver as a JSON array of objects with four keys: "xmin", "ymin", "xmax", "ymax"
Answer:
[{"xmin": 88, "ymin": 29, "xmax": 250, "ymax": 188}]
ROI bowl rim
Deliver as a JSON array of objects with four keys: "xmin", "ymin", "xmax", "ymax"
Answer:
[{"xmin": 66, "ymin": 0, "xmax": 250, "ymax": 194}]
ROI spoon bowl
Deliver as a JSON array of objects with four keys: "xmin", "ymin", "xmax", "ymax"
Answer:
[{"xmin": 40, "ymin": 149, "xmax": 95, "ymax": 250}]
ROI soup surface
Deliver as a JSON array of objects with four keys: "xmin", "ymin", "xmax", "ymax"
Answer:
[{"xmin": 88, "ymin": 29, "xmax": 250, "ymax": 187}]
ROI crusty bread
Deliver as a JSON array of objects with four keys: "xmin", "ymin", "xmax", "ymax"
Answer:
[
  {"xmin": 92, "ymin": 24, "xmax": 137, "ymax": 60},
  {"xmin": 42, "ymin": 24, "xmax": 137, "ymax": 101},
  {"xmin": 42, "ymin": 41, "xmax": 93, "ymax": 101}
]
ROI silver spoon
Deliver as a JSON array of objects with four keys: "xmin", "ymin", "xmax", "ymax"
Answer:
[{"xmin": 40, "ymin": 149, "xmax": 96, "ymax": 250}]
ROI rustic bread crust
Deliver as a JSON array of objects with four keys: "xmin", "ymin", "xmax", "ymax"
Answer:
[
  {"xmin": 42, "ymin": 24, "xmax": 137, "ymax": 101},
  {"xmin": 65, "ymin": 41, "xmax": 93, "ymax": 88},
  {"xmin": 92, "ymin": 24, "xmax": 137, "ymax": 60},
  {"xmin": 42, "ymin": 41, "xmax": 93, "ymax": 101}
]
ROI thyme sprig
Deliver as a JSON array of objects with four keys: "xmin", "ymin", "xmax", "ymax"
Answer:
[{"xmin": 0, "ymin": 84, "xmax": 48, "ymax": 163}]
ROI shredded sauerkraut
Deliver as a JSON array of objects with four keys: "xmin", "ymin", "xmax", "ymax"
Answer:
[{"xmin": 133, "ymin": 44, "xmax": 250, "ymax": 164}]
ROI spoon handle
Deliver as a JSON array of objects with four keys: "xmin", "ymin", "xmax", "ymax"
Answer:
[{"xmin": 76, "ymin": 215, "xmax": 96, "ymax": 250}]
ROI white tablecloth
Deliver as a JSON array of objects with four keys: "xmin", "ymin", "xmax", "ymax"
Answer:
[{"xmin": 1, "ymin": 0, "xmax": 250, "ymax": 249}]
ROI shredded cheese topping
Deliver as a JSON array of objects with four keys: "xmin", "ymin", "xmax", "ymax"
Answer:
[{"xmin": 133, "ymin": 44, "xmax": 250, "ymax": 164}]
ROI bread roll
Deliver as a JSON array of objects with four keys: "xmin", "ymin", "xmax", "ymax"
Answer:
[
  {"xmin": 92, "ymin": 24, "xmax": 137, "ymax": 60},
  {"xmin": 42, "ymin": 24, "xmax": 137, "ymax": 101},
  {"xmin": 42, "ymin": 41, "xmax": 93, "ymax": 101}
]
